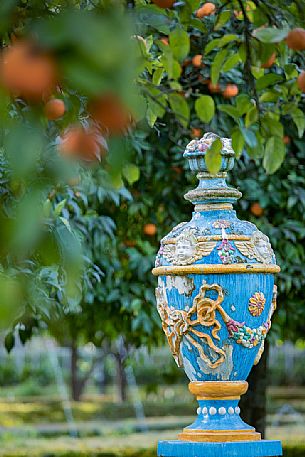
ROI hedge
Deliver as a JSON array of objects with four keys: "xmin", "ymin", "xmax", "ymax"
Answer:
[{"xmin": 0, "ymin": 445, "xmax": 303, "ymax": 457}]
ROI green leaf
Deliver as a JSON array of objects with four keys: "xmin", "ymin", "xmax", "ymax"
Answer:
[
  {"xmin": 43, "ymin": 199, "xmax": 52, "ymax": 218},
  {"xmin": 168, "ymin": 93, "xmax": 190, "ymax": 128},
  {"xmin": 245, "ymin": 105, "xmax": 258, "ymax": 128},
  {"xmin": 152, "ymin": 68, "xmax": 164, "ymax": 85},
  {"xmin": 235, "ymin": 94, "xmax": 252, "ymax": 116},
  {"xmin": 284, "ymin": 63, "xmax": 298, "ymax": 80},
  {"xmin": 54, "ymin": 199, "xmax": 67, "ymax": 217},
  {"xmin": 218, "ymin": 104, "xmax": 240, "ymax": 121},
  {"xmin": 262, "ymin": 115, "xmax": 283, "ymax": 138},
  {"xmin": 195, "ymin": 95, "xmax": 215, "ymax": 123},
  {"xmin": 205, "ymin": 138, "xmax": 222, "ymax": 175},
  {"xmin": 256, "ymin": 74, "xmax": 283, "ymax": 90},
  {"xmin": 211, "ymin": 48, "xmax": 228, "ymax": 84},
  {"xmin": 253, "ymin": 27, "xmax": 289, "ymax": 43},
  {"xmin": 291, "ymin": 109, "xmax": 305, "ymax": 138},
  {"xmin": 232, "ymin": 129, "xmax": 245, "ymax": 157},
  {"xmin": 241, "ymin": 128, "xmax": 257, "ymax": 148},
  {"xmin": 123, "ymin": 164, "xmax": 140, "ymax": 184},
  {"xmin": 222, "ymin": 53, "xmax": 240, "ymax": 72},
  {"xmin": 263, "ymin": 136, "xmax": 286, "ymax": 174},
  {"xmin": 135, "ymin": 6, "xmax": 171, "ymax": 34},
  {"xmin": 214, "ymin": 10, "xmax": 231, "ymax": 31},
  {"xmin": 169, "ymin": 28, "xmax": 190, "ymax": 62},
  {"xmin": 259, "ymin": 90, "xmax": 280, "ymax": 103},
  {"xmin": 190, "ymin": 18, "xmax": 207, "ymax": 33},
  {"xmin": 161, "ymin": 54, "xmax": 181, "ymax": 79},
  {"xmin": 205, "ymin": 34, "xmax": 238, "ymax": 55}
]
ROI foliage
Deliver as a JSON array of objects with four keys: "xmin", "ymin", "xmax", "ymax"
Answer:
[
  {"xmin": 135, "ymin": 0, "xmax": 305, "ymax": 174},
  {"xmin": 0, "ymin": 0, "xmax": 141, "ymax": 342},
  {"xmin": 1, "ymin": 0, "xmax": 305, "ymax": 361}
]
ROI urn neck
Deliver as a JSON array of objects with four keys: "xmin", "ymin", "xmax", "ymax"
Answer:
[{"xmin": 184, "ymin": 172, "xmax": 242, "ymax": 211}]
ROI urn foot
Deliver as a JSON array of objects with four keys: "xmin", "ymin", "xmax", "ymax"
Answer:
[
  {"xmin": 158, "ymin": 440, "xmax": 282, "ymax": 457},
  {"xmin": 179, "ymin": 381, "xmax": 261, "ymax": 443}
]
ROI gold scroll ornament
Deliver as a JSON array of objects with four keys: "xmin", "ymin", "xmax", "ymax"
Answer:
[{"xmin": 156, "ymin": 282, "xmax": 229, "ymax": 369}]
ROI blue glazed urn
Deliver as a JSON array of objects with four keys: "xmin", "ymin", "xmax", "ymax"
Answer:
[{"xmin": 152, "ymin": 133, "xmax": 282, "ymax": 456}]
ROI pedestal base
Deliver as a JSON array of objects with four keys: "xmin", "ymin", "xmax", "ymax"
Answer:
[{"xmin": 158, "ymin": 440, "xmax": 283, "ymax": 457}]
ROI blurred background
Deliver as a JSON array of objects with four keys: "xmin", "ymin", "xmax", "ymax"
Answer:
[{"xmin": 0, "ymin": 0, "xmax": 304, "ymax": 456}]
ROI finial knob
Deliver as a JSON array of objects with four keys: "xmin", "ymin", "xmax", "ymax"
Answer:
[
  {"xmin": 183, "ymin": 132, "xmax": 241, "ymax": 211},
  {"xmin": 184, "ymin": 132, "xmax": 235, "ymax": 174}
]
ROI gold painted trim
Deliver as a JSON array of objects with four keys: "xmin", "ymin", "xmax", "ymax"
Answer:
[
  {"xmin": 162, "ymin": 235, "xmax": 251, "ymax": 244},
  {"xmin": 194, "ymin": 203, "xmax": 233, "ymax": 212},
  {"xmin": 152, "ymin": 264, "xmax": 281, "ymax": 276},
  {"xmin": 178, "ymin": 429, "xmax": 261, "ymax": 442},
  {"xmin": 189, "ymin": 381, "xmax": 248, "ymax": 400}
]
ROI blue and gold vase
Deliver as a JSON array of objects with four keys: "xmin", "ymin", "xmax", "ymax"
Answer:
[{"xmin": 152, "ymin": 133, "xmax": 282, "ymax": 457}]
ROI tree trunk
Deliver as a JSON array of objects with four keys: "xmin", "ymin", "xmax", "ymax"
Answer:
[
  {"xmin": 71, "ymin": 340, "xmax": 82, "ymax": 401},
  {"xmin": 114, "ymin": 351, "xmax": 128, "ymax": 403},
  {"xmin": 240, "ymin": 340, "xmax": 269, "ymax": 438}
]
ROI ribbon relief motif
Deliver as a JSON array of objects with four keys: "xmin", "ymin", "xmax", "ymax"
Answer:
[{"xmin": 156, "ymin": 281, "xmax": 274, "ymax": 370}]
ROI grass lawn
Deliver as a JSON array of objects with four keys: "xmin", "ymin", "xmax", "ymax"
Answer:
[{"xmin": 0, "ymin": 385, "xmax": 304, "ymax": 455}]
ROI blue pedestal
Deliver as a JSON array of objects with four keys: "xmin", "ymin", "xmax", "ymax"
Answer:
[{"xmin": 158, "ymin": 440, "xmax": 283, "ymax": 457}]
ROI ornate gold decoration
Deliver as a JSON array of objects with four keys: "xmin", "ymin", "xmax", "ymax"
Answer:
[
  {"xmin": 152, "ymin": 263, "xmax": 280, "ymax": 276},
  {"xmin": 162, "ymin": 234, "xmax": 250, "ymax": 245},
  {"xmin": 156, "ymin": 280, "xmax": 276, "ymax": 369},
  {"xmin": 248, "ymin": 292, "xmax": 266, "ymax": 317},
  {"xmin": 162, "ymin": 228, "xmax": 216, "ymax": 265},
  {"xmin": 156, "ymin": 282, "xmax": 227, "ymax": 369},
  {"xmin": 235, "ymin": 230, "xmax": 274, "ymax": 264}
]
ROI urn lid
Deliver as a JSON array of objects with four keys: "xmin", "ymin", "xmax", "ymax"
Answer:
[{"xmin": 153, "ymin": 132, "xmax": 279, "ymax": 275}]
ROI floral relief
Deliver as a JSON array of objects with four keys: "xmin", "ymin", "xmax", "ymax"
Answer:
[
  {"xmin": 217, "ymin": 239, "xmax": 235, "ymax": 264},
  {"xmin": 248, "ymin": 292, "xmax": 266, "ymax": 317}
]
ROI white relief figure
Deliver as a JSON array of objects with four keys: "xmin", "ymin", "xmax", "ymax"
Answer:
[
  {"xmin": 197, "ymin": 343, "xmax": 234, "ymax": 381},
  {"xmin": 162, "ymin": 228, "xmax": 216, "ymax": 265},
  {"xmin": 166, "ymin": 276, "xmax": 195, "ymax": 297},
  {"xmin": 252, "ymin": 231, "xmax": 274, "ymax": 263},
  {"xmin": 175, "ymin": 230, "xmax": 198, "ymax": 264},
  {"xmin": 235, "ymin": 230, "xmax": 275, "ymax": 264}
]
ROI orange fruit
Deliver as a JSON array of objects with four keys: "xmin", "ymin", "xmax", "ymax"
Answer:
[
  {"xmin": 250, "ymin": 202, "xmax": 264, "ymax": 217},
  {"xmin": 192, "ymin": 54, "xmax": 203, "ymax": 67},
  {"xmin": 222, "ymin": 84, "xmax": 239, "ymax": 98},
  {"xmin": 44, "ymin": 98, "xmax": 65, "ymax": 120},
  {"xmin": 191, "ymin": 128, "xmax": 202, "ymax": 138},
  {"xmin": 208, "ymin": 81, "xmax": 221, "ymax": 93},
  {"xmin": 89, "ymin": 94, "xmax": 133, "ymax": 136},
  {"xmin": 152, "ymin": 0, "xmax": 175, "ymax": 8},
  {"xmin": 144, "ymin": 223, "xmax": 157, "ymax": 236},
  {"xmin": 261, "ymin": 52, "xmax": 276, "ymax": 69},
  {"xmin": 160, "ymin": 37, "xmax": 169, "ymax": 46},
  {"xmin": 196, "ymin": 3, "xmax": 216, "ymax": 18},
  {"xmin": 283, "ymin": 135, "xmax": 291, "ymax": 145},
  {"xmin": 60, "ymin": 126, "xmax": 107, "ymax": 163},
  {"xmin": 286, "ymin": 28, "xmax": 305, "ymax": 51},
  {"xmin": 297, "ymin": 71, "xmax": 305, "ymax": 92},
  {"xmin": 0, "ymin": 40, "xmax": 57, "ymax": 102}
]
